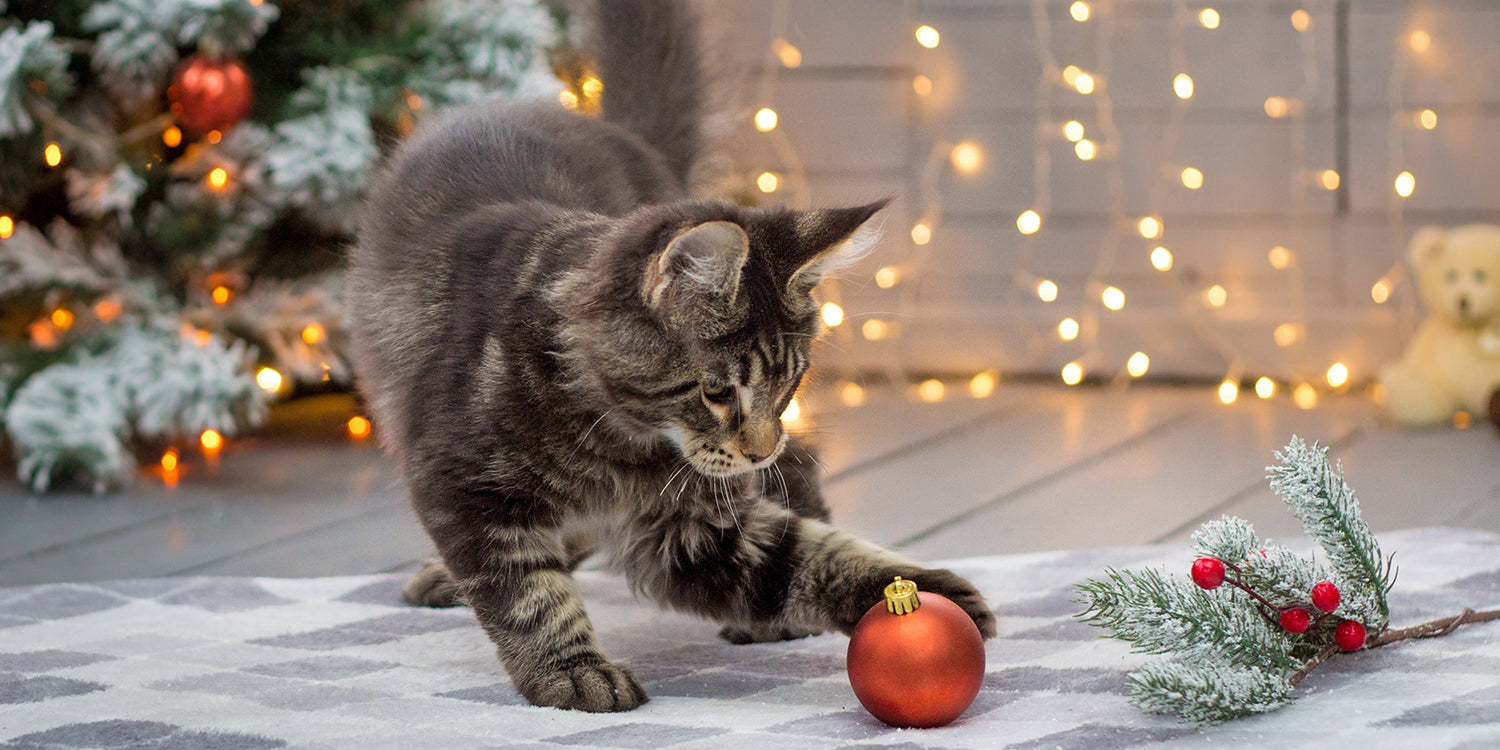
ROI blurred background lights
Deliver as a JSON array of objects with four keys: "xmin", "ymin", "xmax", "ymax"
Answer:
[
  {"xmin": 875, "ymin": 266, "xmax": 899, "ymax": 288},
  {"xmin": 781, "ymin": 397, "xmax": 803, "ymax": 424},
  {"xmin": 754, "ymin": 107, "xmax": 778, "ymax": 132},
  {"xmin": 1372, "ymin": 279, "xmax": 1392, "ymax": 304},
  {"xmin": 1173, "ymin": 73, "xmax": 1194, "ymax": 99},
  {"xmin": 969, "ymin": 371, "xmax": 998, "ymax": 398},
  {"xmin": 1063, "ymin": 120, "xmax": 1085, "ymax": 141},
  {"xmin": 840, "ymin": 382, "xmax": 866, "ymax": 407},
  {"xmin": 1073, "ymin": 72, "xmax": 1096, "ymax": 95},
  {"xmin": 1070, "ymin": 1, "xmax": 1091, "ymax": 22},
  {"xmin": 1151, "ymin": 246, "xmax": 1174, "ymax": 271},
  {"xmin": 1127, "ymin": 352, "xmax": 1150, "ymax": 377},
  {"xmin": 255, "ymin": 367, "xmax": 283, "ymax": 393},
  {"xmin": 1206, "ymin": 284, "xmax": 1228, "ymax": 307},
  {"xmin": 1294, "ymin": 383, "xmax": 1319, "ymax": 409},
  {"xmin": 1394, "ymin": 170, "xmax": 1415, "ymax": 197},
  {"xmin": 756, "ymin": 171, "xmax": 778, "ymax": 192},
  {"xmin": 1138, "ymin": 216, "xmax": 1162, "ymax": 238},
  {"xmin": 1037, "ymin": 279, "xmax": 1058, "ymax": 302},
  {"xmin": 1419, "ymin": 108, "xmax": 1437, "ymax": 129},
  {"xmin": 1291, "ymin": 9, "xmax": 1311, "ymax": 32},
  {"xmin": 1327, "ymin": 362, "xmax": 1350, "ymax": 388},
  {"xmin": 1101, "ymin": 286, "xmax": 1126, "ymax": 311},
  {"xmin": 1017, "ymin": 210, "xmax": 1042, "ymax": 234},
  {"xmin": 911, "ymin": 221, "xmax": 932, "ymax": 245},
  {"xmin": 862, "ymin": 319, "xmax": 890, "ymax": 341},
  {"xmin": 772, "ymin": 38, "xmax": 801, "ymax": 68},
  {"xmin": 1275, "ymin": 323, "xmax": 1302, "ymax": 347},
  {"xmin": 1075, "ymin": 139, "xmax": 1097, "ymax": 160},
  {"xmin": 912, "ymin": 75, "xmax": 933, "ymax": 97},
  {"xmin": 1268, "ymin": 245, "xmax": 1294, "ymax": 269},
  {"xmin": 915, "ymin": 24, "xmax": 940, "ymax": 48},
  {"xmin": 1058, "ymin": 317, "xmax": 1080, "ymax": 341},
  {"xmin": 820, "ymin": 301, "xmax": 844, "ymax": 327},
  {"xmin": 1264, "ymin": 96, "xmax": 1290, "ymax": 118},
  {"xmin": 1180, "ymin": 167, "xmax": 1203, "ymax": 190},
  {"xmin": 1218, "ymin": 379, "xmax": 1239, "ymax": 404},
  {"xmin": 1407, "ymin": 29, "xmax": 1430, "ymax": 53},
  {"xmin": 950, "ymin": 141, "xmax": 983, "ymax": 173},
  {"xmin": 1199, "ymin": 8, "xmax": 1221, "ymax": 29},
  {"xmin": 347, "ymin": 416, "xmax": 372, "ymax": 439},
  {"xmin": 1061, "ymin": 362, "xmax": 1084, "ymax": 385},
  {"xmin": 917, "ymin": 379, "xmax": 945, "ymax": 402},
  {"xmin": 1319, "ymin": 169, "xmax": 1341, "ymax": 190},
  {"xmin": 1256, "ymin": 377, "xmax": 1276, "ymax": 399}
]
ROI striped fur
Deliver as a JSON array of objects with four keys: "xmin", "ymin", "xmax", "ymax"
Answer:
[{"xmin": 348, "ymin": 0, "xmax": 994, "ymax": 713}]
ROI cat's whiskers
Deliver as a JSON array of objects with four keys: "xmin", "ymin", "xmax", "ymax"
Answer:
[
  {"xmin": 568, "ymin": 409, "xmax": 615, "ymax": 462},
  {"xmin": 660, "ymin": 459, "xmax": 692, "ymax": 496}
]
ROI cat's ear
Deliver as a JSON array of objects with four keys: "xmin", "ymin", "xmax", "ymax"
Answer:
[
  {"xmin": 786, "ymin": 198, "xmax": 890, "ymax": 297},
  {"xmin": 643, "ymin": 220, "xmax": 751, "ymax": 310}
]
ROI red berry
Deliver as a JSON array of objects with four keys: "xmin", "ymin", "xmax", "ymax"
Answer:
[
  {"xmin": 1190, "ymin": 557, "xmax": 1226, "ymax": 590},
  {"xmin": 1311, "ymin": 581, "xmax": 1341, "ymax": 613},
  {"xmin": 1335, "ymin": 620, "xmax": 1367, "ymax": 650},
  {"xmin": 1279, "ymin": 608, "xmax": 1311, "ymax": 633}
]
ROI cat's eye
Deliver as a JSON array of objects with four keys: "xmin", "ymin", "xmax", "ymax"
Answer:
[{"xmin": 701, "ymin": 383, "xmax": 734, "ymax": 404}]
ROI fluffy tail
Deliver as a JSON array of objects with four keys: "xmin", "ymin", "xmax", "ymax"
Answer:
[{"xmin": 586, "ymin": 0, "xmax": 707, "ymax": 186}]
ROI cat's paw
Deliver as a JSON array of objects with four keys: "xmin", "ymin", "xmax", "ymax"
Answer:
[
  {"xmin": 523, "ymin": 662, "xmax": 648, "ymax": 712},
  {"xmin": 718, "ymin": 622, "xmax": 824, "ymax": 645},
  {"xmin": 401, "ymin": 559, "xmax": 463, "ymax": 608},
  {"xmin": 904, "ymin": 567, "xmax": 997, "ymax": 639}
]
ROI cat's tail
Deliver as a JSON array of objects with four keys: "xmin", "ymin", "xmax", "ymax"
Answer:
[{"xmin": 585, "ymin": 0, "xmax": 708, "ymax": 187}]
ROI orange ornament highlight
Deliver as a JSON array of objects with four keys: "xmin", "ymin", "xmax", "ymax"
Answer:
[{"xmin": 846, "ymin": 577, "xmax": 986, "ymax": 728}]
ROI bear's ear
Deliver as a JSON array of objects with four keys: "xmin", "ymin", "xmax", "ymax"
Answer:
[{"xmin": 1408, "ymin": 226, "xmax": 1447, "ymax": 266}]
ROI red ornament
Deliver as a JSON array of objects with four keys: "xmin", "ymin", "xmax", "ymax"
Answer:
[
  {"xmin": 169, "ymin": 55, "xmax": 254, "ymax": 134},
  {"xmin": 1335, "ymin": 620, "xmax": 1367, "ymax": 650},
  {"xmin": 1190, "ymin": 557, "xmax": 1226, "ymax": 590},
  {"xmin": 1279, "ymin": 608, "xmax": 1311, "ymax": 634},
  {"xmin": 1311, "ymin": 581, "xmax": 1341, "ymax": 613},
  {"xmin": 847, "ymin": 577, "xmax": 985, "ymax": 729}
]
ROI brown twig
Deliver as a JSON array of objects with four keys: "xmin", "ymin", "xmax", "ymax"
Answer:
[{"xmin": 1287, "ymin": 607, "xmax": 1500, "ymax": 687}]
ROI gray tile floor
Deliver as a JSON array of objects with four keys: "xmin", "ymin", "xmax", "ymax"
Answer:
[{"xmin": 2, "ymin": 382, "xmax": 1497, "ymax": 587}]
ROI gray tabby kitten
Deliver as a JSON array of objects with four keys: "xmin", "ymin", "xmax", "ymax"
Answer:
[{"xmin": 348, "ymin": 0, "xmax": 995, "ymax": 712}]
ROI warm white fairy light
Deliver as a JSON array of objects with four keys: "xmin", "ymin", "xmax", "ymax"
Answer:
[
  {"xmin": 1326, "ymin": 362, "xmax": 1349, "ymax": 388},
  {"xmin": 1407, "ymin": 30, "xmax": 1430, "ymax": 53},
  {"xmin": 1268, "ymin": 245, "xmax": 1294, "ymax": 269},
  {"xmin": 1074, "ymin": 139, "xmax": 1097, "ymax": 160},
  {"xmin": 1318, "ymin": 169, "xmax": 1341, "ymax": 190},
  {"xmin": 1037, "ymin": 279, "xmax": 1058, "ymax": 302},
  {"xmin": 1061, "ymin": 361, "xmax": 1084, "ymax": 385},
  {"xmin": 1199, "ymin": 8, "xmax": 1220, "ymax": 29},
  {"xmin": 44, "ymin": 142, "xmax": 62, "ymax": 167},
  {"xmin": 1293, "ymin": 383, "xmax": 1318, "ymax": 409},
  {"xmin": 1180, "ymin": 167, "xmax": 1203, "ymax": 190},
  {"xmin": 1255, "ymin": 377, "xmax": 1276, "ymax": 399},
  {"xmin": 1070, "ymin": 2, "xmax": 1091, "ymax": 22},
  {"xmin": 1206, "ymin": 284, "xmax": 1228, "ymax": 307},
  {"xmin": 1058, "ymin": 317, "xmax": 1080, "ymax": 341},
  {"xmin": 1264, "ymin": 96, "xmax": 1290, "ymax": 118},
  {"xmin": 969, "ymin": 371, "xmax": 998, "ymax": 398},
  {"xmin": 1062, "ymin": 120, "xmax": 1085, "ymax": 142},
  {"xmin": 772, "ymin": 38, "xmax": 802, "ymax": 68},
  {"xmin": 754, "ymin": 107, "xmax": 778, "ymax": 132},
  {"xmin": 820, "ymin": 301, "xmax": 844, "ymax": 327},
  {"xmin": 875, "ymin": 267, "xmax": 899, "ymax": 288},
  {"xmin": 917, "ymin": 379, "xmax": 945, "ymax": 402},
  {"xmin": 1419, "ymin": 108, "xmax": 1438, "ymax": 129},
  {"xmin": 782, "ymin": 397, "xmax": 803, "ymax": 424},
  {"xmin": 1138, "ymin": 216, "xmax": 1162, "ymax": 239},
  {"xmin": 348, "ymin": 416, "xmax": 372, "ymax": 439},
  {"xmin": 1017, "ymin": 209, "xmax": 1042, "ymax": 234},
  {"xmin": 1150, "ymin": 246, "xmax": 1173, "ymax": 271},
  {"xmin": 1073, "ymin": 72, "xmax": 1096, "ymax": 95},
  {"xmin": 915, "ymin": 24, "xmax": 941, "ymax": 48},
  {"xmin": 1394, "ymin": 170, "xmax": 1415, "ymax": 197},
  {"xmin": 256, "ymin": 367, "xmax": 283, "ymax": 393},
  {"xmin": 950, "ymin": 141, "xmax": 983, "ymax": 173},
  {"xmin": 1372, "ymin": 279, "xmax": 1391, "ymax": 304},
  {"xmin": 1274, "ymin": 323, "xmax": 1301, "ymax": 347},
  {"xmin": 756, "ymin": 171, "xmax": 779, "ymax": 192},
  {"xmin": 1173, "ymin": 73, "xmax": 1194, "ymax": 100},
  {"xmin": 301, "ymin": 323, "xmax": 324, "ymax": 345},
  {"xmin": 840, "ymin": 382, "xmax": 866, "ymax": 407},
  {"xmin": 912, "ymin": 75, "xmax": 933, "ymax": 97},
  {"xmin": 861, "ymin": 319, "xmax": 890, "ymax": 341},
  {"xmin": 1127, "ymin": 351, "xmax": 1150, "ymax": 377},
  {"xmin": 1062, "ymin": 65, "xmax": 1082, "ymax": 86},
  {"xmin": 1218, "ymin": 379, "xmax": 1239, "ymax": 404},
  {"xmin": 911, "ymin": 221, "xmax": 932, "ymax": 245},
  {"xmin": 1290, "ymin": 9, "xmax": 1311, "ymax": 32},
  {"xmin": 1101, "ymin": 286, "xmax": 1125, "ymax": 311}
]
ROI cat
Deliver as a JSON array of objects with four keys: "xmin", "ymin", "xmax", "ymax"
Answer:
[{"xmin": 347, "ymin": 0, "xmax": 996, "ymax": 712}]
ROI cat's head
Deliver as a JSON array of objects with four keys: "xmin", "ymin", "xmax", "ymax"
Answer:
[{"xmin": 561, "ymin": 198, "xmax": 888, "ymax": 478}]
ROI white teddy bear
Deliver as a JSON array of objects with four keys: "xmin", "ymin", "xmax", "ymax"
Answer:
[{"xmin": 1379, "ymin": 223, "xmax": 1500, "ymax": 426}]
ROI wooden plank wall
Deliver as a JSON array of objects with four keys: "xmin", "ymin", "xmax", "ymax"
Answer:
[{"xmin": 719, "ymin": 0, "xmax": 1500, "ymax": 384}]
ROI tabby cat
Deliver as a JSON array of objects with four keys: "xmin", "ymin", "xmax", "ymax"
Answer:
[{"xmin": 348, "ymin": 0, "xmax": 996, "ymax": 712}]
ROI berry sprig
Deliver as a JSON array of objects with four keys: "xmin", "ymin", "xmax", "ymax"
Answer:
[{"xmin": 1191, "ymin": 556, "xmax": 1366, "ymax": 650}]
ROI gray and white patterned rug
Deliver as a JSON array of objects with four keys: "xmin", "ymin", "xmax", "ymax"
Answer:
[{"xmin": 2, "ymin": 527, "xmax": 1499, "ymax": 750}]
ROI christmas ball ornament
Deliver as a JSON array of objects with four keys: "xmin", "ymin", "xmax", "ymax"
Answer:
[
  {"xmin": 169, "ymin": 55, "xmax": 254, "ymax": 134},
  {"xmin": 1279, "ymin": 608, "xmax": 1311, "ymax": 634},
  {"xmin": 1311, "ymin": 581, "xmax": 1341, "ymax": 613},
  {"xmin": 846, "ymin": 577, "xmax": 985, "ymax": 728},
  {"xmin": 1335, "ymin": 620, "xmax": 1367, "ymax": 650},
  {"xmin": 1190, "ymin": 557, "xmax": 1226, "ymax": 590}
]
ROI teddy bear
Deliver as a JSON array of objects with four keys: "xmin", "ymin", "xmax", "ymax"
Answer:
[{"xmin": 1379, "ymin": 223, "xmax": 1500, "ymax": 426}]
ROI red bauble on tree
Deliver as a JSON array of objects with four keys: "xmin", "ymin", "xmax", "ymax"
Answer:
[
  {"xmin": 1311, "ymin": 581, "xmax": 1341, "ymax": 613},
  {"xmin": 169, "ymin": 55, "xmax": 254, "ymax": 134},
  {"xmin": 1190, "ymin": 557, "xmax": 1225, "ymax": 590},
  {"xmin": 846, "ymin": 577, "xmax": 985, "ymax": 729}
]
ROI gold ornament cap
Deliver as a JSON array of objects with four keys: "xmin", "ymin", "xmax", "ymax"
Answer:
[{"xmin": 884, "ymin": 576, "xmax": 921, "ymax": 615}]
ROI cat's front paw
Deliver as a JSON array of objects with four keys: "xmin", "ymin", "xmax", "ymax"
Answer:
[
  {"xmin": 905, "ymin": 567, "xmax": 997, "ymax": 639},
  {"xmin": 401, "ymin": 558, "xmax": 463, "ymax": 608},
  {"xmin": 718, "ymin": 622, "xmax": 824, "ymax": 645},
  {"xmin": 523, "ymin": 662, "xmax": 648, "ymax": 712}
]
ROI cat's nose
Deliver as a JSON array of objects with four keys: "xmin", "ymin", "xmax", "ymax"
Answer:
[{"xmin": 743, "ymin": 450, "xmax": 767, "ymax": 463}]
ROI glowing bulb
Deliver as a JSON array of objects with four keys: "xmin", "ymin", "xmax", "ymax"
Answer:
[
  {"xmin": 1318, "ymin": 169, "xmax": 1341, "ymax": 190},
  {"xmin": 1180, "ymin": 167, "xmax": 1203, "ymax": 190},
  {"xmin": 1274, "ymin": 323, "xmax": 1301, "ymax": 347},
  {"xmin": 820, "ymin": 301, "xmax": 844, "ymax": 327},
  {"xmin": 0, "ymin": 215, "xmax": 12, "ymax": 238},
  {"xmin": 1101, "ymin": 286, "xmax": 1125, "ymax": 311},
  {"xmin": 1394, "ymin": 170, "xmax": 1415, "ymax": 198},
  {"xmin": 1138, "ymin": 216, "xmax": 1162, "ymax": 239},
  {"xmin": 1206, "ymin": 284, "xmax": 1228, "ymax": 307},
  {"xmin": 754, "ymin": 107, "xmax": 778, "ymax": 132},
  {"xmin": 301, "ymin": 323, "xmax": 324, "ymax": 345},
  {"xmin": 1073, "ymin": 72, "xmax": 1096, "ymax": 95},
  {"xmin": 1070, "ymin": 2, "xmax": 1091, "ymax": 22},
  {"xmin": 161, "ymin": 449, "xmax": 179, "ymax": 472},
  {"xmin": 1407, "ymin": 30, "xmax": 1430, "ymax": 53},
  {"xmin": 915, "ymin": 24, "xmax": 941, "ymax": 48},
  {"xmin": 913, "ymin": 75, "xmax": 933, "ymax": 97},
  {"xmin": 44, "ymin": 142, "xmax": 61, "ymax": 167},
  {"xmin": 1293, "ymin": 383, "xmax": 1318, "ymax": 409},
  {"xmin": 208, "ymin": 168, "xmax": 229, "ymax": 190},
  {"xmin": 917, "ymin": 379, "xmax": 945, "ymax": 402},
  {"xmin": 50, "ymin": 308, "xmax": 73, "ymax": 330},
  {"xmin": 1058, "ymin": 317, "xmax": 1080, "ymax": 341},
  {"xmin": 1291, "ymin": 9, "xmax": 1311, "ymax": 32},
  {"xmin": 1173, "ymin": 73, "xmax": 1194, "ymax": 100},
  {"xmin": 782, "ymin": 397, "xmax": 803, "ymax": 423},
  {"xmin": 875, "ymin": 267, "xmax": 899, "ymax": 288},
  {"xmin": 773, "ymin": 39, "xmax": 802, "ymax": 68},
  {"xmin": 256, "ymin": 367, "xmax": 283, "ymax": 393},
  {"xmin": 1062, "ymin": 120, "xmax": 1085, "ymax": 142},
  {"xmin": 558, "ymin": 90, "xmax": 579, "ymax": 109},
  {"xmin": 406, "ymin": 93, "xmax": 423, "ymax": 110},
  {"xmin": 1419, "ymin": 108, "xmax": 1437, "ymax": 129},
  {"xmin": 1061, "ymin": 362, "xmax": 1084, "ymax": 386},
  {"xmin": 1255, "ymin": 377, "xmax": 1276, "ymax": 399},
  {"xmin": 1199, "ymin": 8, "xmax": 1220, "ymax": 29},
  {"xmin": 862, "ymin": 319, "xmax": 890, "ymax": 341},
  {"xmin": 207, "ymin": 130, "xmax": 222, "ymax": 144},
  {"xmin": 1455, "ymin": 411, "xmax": 1473, "ymax": 429},
  {"xmin": 1268, "ymin": 245, "xmax": 1294, "ymax": 269},
  {"xmin": 969, "ymin": 371, "xmax": 997, "ymax": 398},
  {"xmin": 1017, "ymin": 210, "xmax": 1042, "ymax": 235},
  {"xmin": 757, "ymin": 171, "xmax": 779, "ymax": 192},
  {"xmin": 581, "ymin": 76, "xmax": 603, "ymax": 100},
  {"xmin": 911, "ymin": 222, "xmax": 932, "ymax": 245},
  {"xmin": 1150, "ymin": 246, "xmax": 1174, "ymax": 271},
  {"xmin": 1372, "ymin": 279, "xmax": 1391, "ymax": 304},
  {"xmin": 211, "ymin": 285, "xmax": 232, "ymax": 305},
  {"xmin": 1074, "ymin": 139, "xmax": 1097, "ymax": 160},
  {"xmin": 200, "ymin": 429, "xmax": 223, "ymax": 453},
  {"xmin": 347, "ymin": 416, "xmax": 372, "ymax": 439},
  {"xmin": 1264, "ymin": 96, "xmax": 1290, "ymax": 118},
  {"xmin": 1218, "ymin": 379, "xmax": 1239, "ymax": 404},
  {"xmin": 840, "ymin": 382, "xmax": 866, "ymax": 407},
  {"xmin": 162, "ymin": 126, "xmax": 183, "ymax": 148},
  {"xmin": 1327, "ymin": 362, "xmax": 1349, "ymax": 388},
  {"xmin": 1127, "ymin": 352, "xmax": 1150, "ymax": 378},
  {"xmin": 950, "ymin": 141, "xmax": 983, "ymax": 173},
  {"xmin": 1037, "ymin": 279, "xmax": 1058, "ymax": 302},
  {"xmin": 1062, "ymin": 66, "xmax": 1081, "ymax": 85}
]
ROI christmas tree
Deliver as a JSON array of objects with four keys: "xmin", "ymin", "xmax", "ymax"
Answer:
[
  {"xmin": 1077, "ymin": 436, "xmax": 1500, "ymax": 723},
  {"xmin": 0, "ymin": 0, "xmax": 562, "ymax": 492}
]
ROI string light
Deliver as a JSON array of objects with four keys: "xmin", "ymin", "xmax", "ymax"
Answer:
[
  {"xmin": 1101, "ymin": 286, "xmax": 1125, "ymax": 311},
  {"xmin": 1394, "ymin": 170, "xmax": 1415, "ymax": 197},
  {"xmin": 1173, "ymin": 73, "xmax": 1194, "ymax": 100},
  {"xmin": 1407, "ymin": 30, "xmax": 1430, "ymax": 53},
  {"xmin": 581, "ymin": 75, "xmax": 603, "ymax": 101},
  {"xmin": 0, "ymin": 215, "xmax": 12, "ymax": 238},
  {"xmin": 1016, "ymin": 209, "xmax": 1042, "ymax": 234},
  {"xmin": 772, "ymin": 38, "xmax": 802, "ymax": 68},
  {"xmin": 1264, "ymin": 96, "xmax": 1290, "ymax": 118},
  {"xmin": 911, "ymin": 222, "xmax": 932, "ymax": 245},
  {"xmin": 969, "ymin": 371, "xmax": 997, "ymax": 398},
  {"xmin": 1199, "ymin": 8, "xmax": 1221, "ymax": 29},
  {"xmin": 1318, "ymin": 169, "xmax": 1340, "ymax": 190},
  {"xmin": 160, "ymin": 449, "xmax": 179, "ymax": 472},
  {"xmin": 782, "ymin": 397, "xmax": 804, "ymax": 424},
  {"xmin": 1372, "ymin": 279, "xmax": 1391, "ymax": 304},
  {"xmin": 50, "ymin": 308, "xmax": 73, "ymax": 330},
  {"xmin": 1138, "ymin": 216, "xmax": 1162, "ymax": 239},
  {"xmin": 917, "ymin": 379, "xmax": 945, "ymax": 402},
  {"xmin": 1127, "ymin": 351, "xmax": 1150, "ymax": 377},
  {"xmin": 1268, "ymin": 245, "xmax": 1294, "ymax": 269},
  {"xmin": 1073, "ymin": 72, "xmax": 1096, "ymax": 95},
  {"xmin": 200, "ymin": 429, "xmax": 223, "ymax": 454},
  {"xmin": 207, "ymin": 167, "xmax": 229, "ymax": 190},
  {"xmin": 950, "ymin": 141, "xmax": 983, "ymax": 173},
  {"xmin": 558, "ymin": 90, "xmax": 579, "ymax": 110},
  {"xmin": 1058, "ymin": 317, "xmax": 1080, "ymax": 341},
  {"xmin": 162, "ymin": 126, "xmax": 183, "ymax": 148},
  {"xmin": 1062, "ymin": 65, "xmax": 1083, "ymax": 86},
  {"xmin": 914, "ymin": 24, "xmax": 940, "ymax": 48},
  {"xmin": 1419, "ymin": 108, "xmax": 1437, "ymax": 129},
  {"xmin": 756, "ymin": 171, "xmax": 779, "ymax": 192},
  {"xmin": 1062, "ymin": 120, "xmax": 1085, "ymax": 142},
  {"xmin": 406, "ymin": 92, "xmax": 423, "ymax": 110},
  {"xmin": 754, "ymin": 107, "xmax": 778, "ymax": 132},
  {"xmin": 861, "ymin": 319, "xmax": 890, "ymax": 341},
  {"xmin": 207, "ymin": 129, "xmax": 223, "ymax": 144},
  {"xmin": 912, "ymin": 75, "xmax": 933, "ymax": 97},
  {"xmin": 1180, "ymin": 167, "xmax": 1203, "ymax": 190},
  {"xmin": 255, "ymin": 367, "xmax": 283, "ymax": 393},
  {"xmin": 1326, "ymin": 362, "xmax": 1349, "ymax": 388},
  {"xmin": 1206, "ymin": 284, "xmax": 1228, "ymax": 307},
  {"xmin": 346, "ymin": 415, "xmax": 373, "ymax": 439},
  {"xmin": 301, "ymin": 323, "xmax": 324, "ymax": 345},
  {"xmin": 1454, "ymin": 411, "xmax": 1473, "ymax": 429},
  {"xmin": 1218, "ymin": 379, "xmax": 1239, "ymax": 404},
  {"xmin": 1293, "ymin": 383, "xmax": 1318, "ymax": 409},
  {"xmin": 1274, "ymin": 323, "xmax": 1302, "ymax": 347},
  {"xmin": 820, "ymin": 301, "xmax": 844, "ymax": 327},
  {"xmin": 1291, "ymin": 9, "xmax": 1311, "ymax": 32},
  {"xmin": 211, "ymin": 285, "xmax": 232, "ymax": 305},
  {"xmin": 1074, "ymin": 139, "xmax": 1097, "ymax": 160},
  {"xmin": 875, "ymin": 266, "xmax": 899, "ymax": 288},
  {"xmin": 1070, "ymin": 2, "xmax": 1091, "ymax": 22},
  {"xmin": 840, "ymin": 382, "xmax": 866, "ymax": 407},
  {"xmin": 44, "ymin": 142, "xmax": 61, "ymax": 167},
  {"xmin": 1255, "ymin": 377, "xmax": 1276, "ymax": 399},
  {"xmin": 1061, "ymin": 361, "xmax": 1084, "ymax": 385},
  {"xmin": 1150, "ymin": 246, "xmax": 1173, "ymax": 271},
  {"xmin": 1037, "ymin": 279, "xmax": 1058, "ymax": 302}
]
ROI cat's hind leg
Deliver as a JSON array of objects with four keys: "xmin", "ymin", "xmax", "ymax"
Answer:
[{"xmin": 402, "ymin": 558, "xmax": 464, "ymax": 607}]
